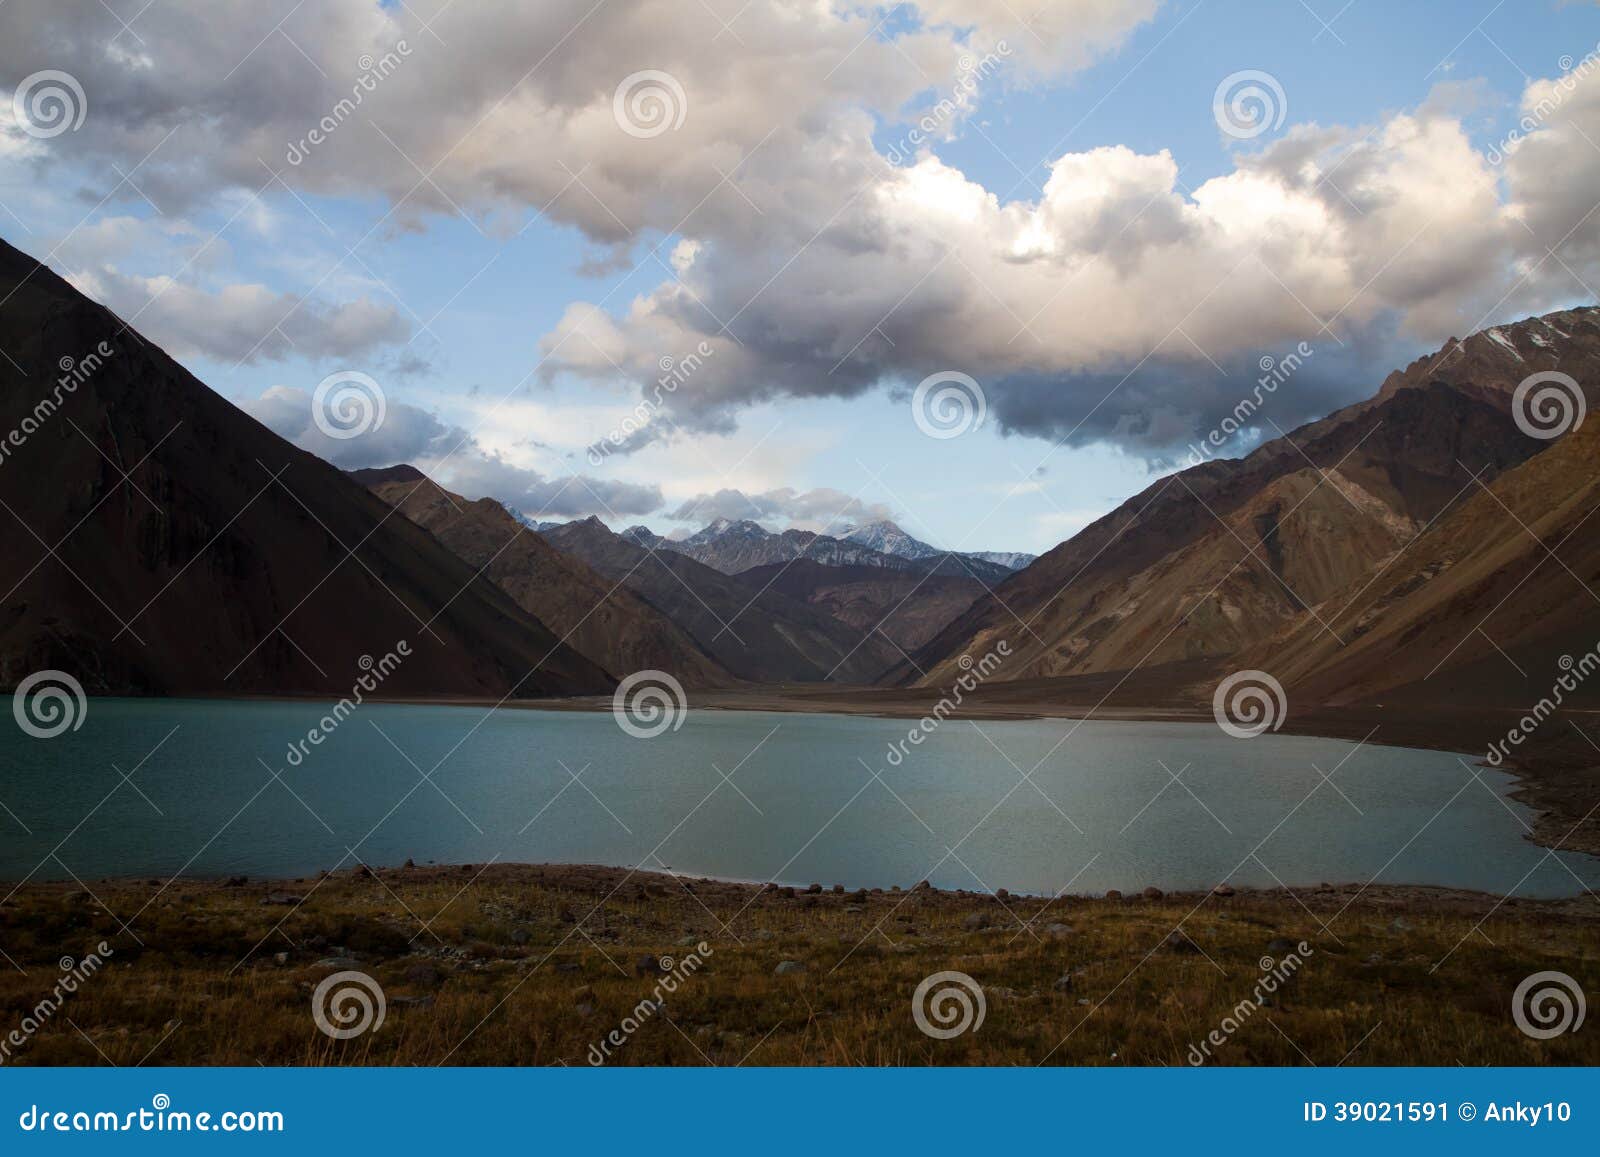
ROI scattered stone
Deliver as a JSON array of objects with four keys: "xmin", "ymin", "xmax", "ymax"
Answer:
[
  {"xmin": 271, "ymin": 951, "xmax": 289, "ymax": 966},
  {"xmin": 996, "ymin": 888, "xmax": 1010, "ymax": 900},
  {"xmin": 1266, "ymin": 937, "xmax": 1298, "ymax": 955},
  {"xmin": 1045, "ymin": 923, "xmax": 1071, "ymax": 939},
  {"xmin": 224, "ymin": 876, "xmax": 247, "ymax": 888},
  {"xmin": 313, "ymin": 956, "xmax": 361, "ymax": 970},
  {"xmin": 774, "ymin": 960, "xmax": 806, "ymax": 976},
  {"xmin": 1142, "ymin": 886, "xmax": 1164, "ymax": 901},
  {"xmin": 353, "ymin": 865, "xmax": 372, "ymax": 879},
  {"xmin": 751, "ymin": 929, "xmax": 776, "ymax": 942},
  {"xmin": 403, "ymin": 858, "xmax": 415, "ymax": 869},
  {"xmin": 259, "ymin": 892, "xmax": 301, "ymax": 906},
  {"xmin": 806, "ymin": 884, "xmax": 823, "ymax": 894},
  {"xmin": 913, "ymin": 880, "xmax": 933, "ymax": 892},
  {"xmin": 634, "ymin": 955, "xmax": 662, "ymax": 977},
  {"xmin": 1212, "ymin": 884, "xmax": 1236, "ymax": 898},
  {"xmin": 391, "ymin": 995, "xmax": 434, "ymax": 1010},
  {"xmin": 1052, "ymin": 973, "xmax": 1074, "ymax": 992},
  {"xmin": 676, "ymin": 935, "xmax": 700, "ymax": 947},
  {"xmin": 780, "ymin": 886, "xmax": 796, "ymax": 899},
  {"xmin": 1103, "ymin": 889, "xmax": 1123, "ymax": 902},
  {"xmin": 962, "ymin": 912, "xmax": 992, "ymax": 931},
  {"xmin": 1387, "ymin": 917, "xmax": 1413, "ymax": 935},
  {"xmin": 844, "ymin": 905, "xmax": 864, "ymax": 914},
  {"xmin": 509, "ymin": 928, "xmax": 529, "ymax": 945}
]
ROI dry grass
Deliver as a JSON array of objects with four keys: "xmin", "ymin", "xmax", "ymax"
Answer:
[{"xmin": 1, "ymin": 864, "xmax": 1596, "ymax": 1066}]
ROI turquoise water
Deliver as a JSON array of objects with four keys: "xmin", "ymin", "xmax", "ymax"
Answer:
[{"xmin": 2, "ymin": 698, "xmax": 1596, "ymax": 896}]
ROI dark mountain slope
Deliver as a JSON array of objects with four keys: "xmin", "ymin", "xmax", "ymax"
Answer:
[
  {"xmin": 0, "ymin": 237, "xmax": 611, "ymax": 698},
  {"xmin": 365, "ymin": 476, "xmax": 734, "ymax": 687}
]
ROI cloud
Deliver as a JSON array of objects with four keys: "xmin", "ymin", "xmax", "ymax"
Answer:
[
  {"xmin": 242, "ymin": 386, "xmax": 662, "ymax": 518},
  {"xmin": 8, "ymin": 3, "xmax": 1598, "ymax": 459},
  {"xmin": 666, "ymin": 486, "xmax": 896, "ymax": 531},
  {"xmin": 66, "ymin": 267, "xmax": 411, "ymax": 364}
]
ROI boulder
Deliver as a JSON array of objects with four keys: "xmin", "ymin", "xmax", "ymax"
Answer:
[{"xmin": 774, "ymin": 960, "xmax": 806, "ymax": 976}]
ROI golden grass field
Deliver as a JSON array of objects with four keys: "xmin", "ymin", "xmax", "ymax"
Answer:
[{"xmin": 1, "ymin": 864, "xmax": 1595, "ymax": 1066}]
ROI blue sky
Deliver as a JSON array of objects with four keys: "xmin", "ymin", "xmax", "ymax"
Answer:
[{"xmin": 2, "ymin": 0, "xmax": 1598, "ymax": 553}]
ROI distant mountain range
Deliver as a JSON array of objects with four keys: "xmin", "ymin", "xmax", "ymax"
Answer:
[{"xmin": 623, "ymin": 516, "xmax": 1031, "ymax": 584}]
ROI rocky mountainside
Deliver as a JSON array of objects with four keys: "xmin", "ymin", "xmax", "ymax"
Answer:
[
  {"xmin": 655, "ymin": 516, "xmax": 1019, "ymax": 583},
  {"xmin": 542, "ymin": 518, "xmax": 901, "ymax": 683},
  {"xmin": 362, "ymin": 475, "xmax": 734, "ymax": 687},
  {"xmin": 0, "ymin": 238, "xmax": 612, "ymax": 698},
  {"xmin": 1240, "ymin": 403, "xmax": 1600, "ymax": 708},
  {"xmin": 903, "ymin": 306, "xmax": 1600, "ymax": 696},
  {"xmin": 738, "ymin": 560, "xmax": 985, "ymax": 653}
]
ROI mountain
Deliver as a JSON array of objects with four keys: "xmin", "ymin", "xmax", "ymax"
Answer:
[
  {"xmin": 1241, "ymin": 376, "xmax": 1600, "ymax": 708},
  {"xmin": 738, "ymin": 560, "xmax": 985, "ymax": 652},
  {"xmin": 844, "ymin": 519, "xmax": 1035, "ymax": 571},
  {"xmin": 361, "ymin": 476, "xmax": 734, "ymax": 687},
  {"xmin": 657, "ymin": 517, "xmax": 1019, "ymax": 582},
  {"xmin": 903, "ymin": 307, "xmax": 1600, "ymax": 693},
  {"xmin": 542, "ymin": 518, "xmax": 901, "ymax": 683},
  {"xmin": 0, "ymin": 237, "xmax": 612, "ymax": 698},
  {"xmin": 966, "ymin": 550, "xmax": 1038, "ymax": 570}
]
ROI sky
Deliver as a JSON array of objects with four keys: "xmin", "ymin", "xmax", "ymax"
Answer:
[{"xmin": 1, "ymin": 0, "xmax": 1598, "ymax": 555}]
